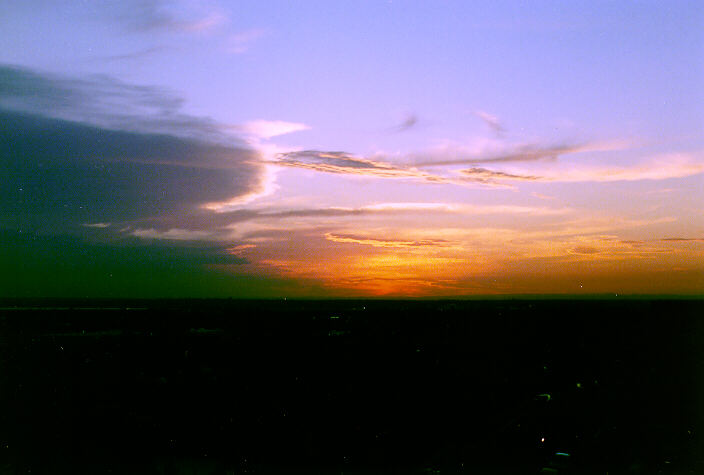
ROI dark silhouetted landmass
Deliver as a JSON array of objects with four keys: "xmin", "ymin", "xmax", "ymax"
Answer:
[{"xmin": 0, "ymin": 299, "xmax": 702, "ymax": 473}]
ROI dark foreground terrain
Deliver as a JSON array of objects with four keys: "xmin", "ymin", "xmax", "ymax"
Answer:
[{"xmin": 0, "ymin": 299, "xmax": 702, "ymax": 474}]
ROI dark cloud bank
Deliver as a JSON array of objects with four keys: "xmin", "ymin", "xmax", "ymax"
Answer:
[
  {"xmin": 0, "ymin": 230, "xmax": 319, "ymax": 298},
  {"xmin": 0, "ymin": 64, "xmax": 261, "ymax": 228},
  {"xmin": 1, "ymin": 109, "xmax": 260, "ymax": 226},
  {"xmin": 0, "ymin": 64, "xmax": 269, "ymax": 296}
]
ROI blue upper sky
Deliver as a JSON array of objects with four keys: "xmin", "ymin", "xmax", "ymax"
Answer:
[{"xmin": 3, "ymin": 1, "xmax": 701, "ymax": 150}]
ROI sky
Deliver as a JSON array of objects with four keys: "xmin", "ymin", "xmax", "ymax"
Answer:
[{"xmin": 1, "ymin": 0, "xmax": 703, "ymax": 297}]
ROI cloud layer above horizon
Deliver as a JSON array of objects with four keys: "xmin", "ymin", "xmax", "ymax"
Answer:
[
  {"xmin": 0, "ymin": 65, "xmax": 264, "ymax": 230},
  {"xmin": 1, "ymin": 1, "xmax": 702, "ymax": 297}
]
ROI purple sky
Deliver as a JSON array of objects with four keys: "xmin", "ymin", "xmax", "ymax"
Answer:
[{"xmin": 1, "ymin": 1, "xmax": 702, "ymax": 296}]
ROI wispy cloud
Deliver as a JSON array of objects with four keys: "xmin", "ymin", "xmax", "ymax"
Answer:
[
  {"xmin": 225, "ymin": 244, "xmax": 257, "ymax": 256},
  {"xmin": 214, "ymin": 212, "xmax": 700, "ymax": 296},
  {"xmin": 460, "ymin": 167, "xmax": 541, "ymax": 182},
  {"xmin": 82, "ymin": 223, "xmax": 111, "ymax": 229},
  {"xmin": 90, "ymin": 46, "xmax": 167, "ymax": 63},
  {"xmin": 277, "ymin": 150, "xmax": 399, "ymax": 172},
  {"xmin": 238, "ymin": 120, "xmax": 310, "ymax": 139},
  {"xmin": 618, "ymin": 240, "xmax": 647, "ymax": 247},
  {"xmin": 274, "ymin": 150, "xmax": 454, "ymax": 183},
  {"xmin": 531, "ymin": 192, "xmax": 556, "ymax": 200},
  {"xmin": 228, "ymin": 29, "xmax": 267, "ymax": 54},
  {"xmin": 568, "ymin": 246, "xmax": 601, "ymax": 255},
  {"xmin": 413, "ymin": 140, "xmax": 630, "ymax": 166},
  {"xmin": 357, "ymin": 203, "xmax": 570, "ymax": 216},
  {"xmin": 273, "ymin": 150, "xmax": 519, "ymax": 187},
  {"xmin": 475, "ymin": 110, "xmax": 504, "ymax": 136},
  {"xmin": 388, "ymin": 113, "xmax": 418, "ymax": 133},
  {"xmin": 325, "ymin": 233, "xmax": 452, "ymax": 249},
  {"xmin": 359, "ymin": 202, "xmax": 461, "ymax": 212},
  {"xmin": 126, "ymin": 0, "xmax": 227, "ymax": 33},
  {"xmin": 459, "ymin": 153, "xmax": 704, "ymax": 183},
  {"xmin": 660, "ymin": 237, "xmax": 704, "ymax": 243},
  {"xmin": 132, "ymin": 228, "xmax": 214, "ymax": 241},
  {"xmin": 550, "ymin": 155, "xmax": 704, "ymax": 182},
  {"xmin": 125, "ymin": 201, "xmax": 572, "ymax": 239},
  {"xmin": 271, "ymin": 142, "xmax": 684, "ymax": 188}
]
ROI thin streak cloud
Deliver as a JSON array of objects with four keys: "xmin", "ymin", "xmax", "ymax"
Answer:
[
  {"xmin": 125, "ymin": 0, "xmax": 227, "ymax": 33},
  {"xmin": 274, "ymin": 150, "xmax": 455, "ymax": 184},
  {"xmin": 475, "ymin": 110, "xmax": 505, "ymax": 135},
  {"xmin": 325, "ymin": 233, "xmax": 452, "ymax": 249},
  {"xmin": 460, "ymin": 167, "xmax": 541, "ymax": 182},
  {"xmin": 274, "ymin": 150, "xmax": 518, "ymax": 187},
  {"xmin": 459, "ymin": 154, "xmax": 704, "ymax": 183},
  {"xmin": 91, "ymin": 46, "xmax": 167, "ymax": 63},
  {"xmin": 125, "ymin": 202, "xmax": 572, "ymax": 237},
  {"xmin": 413, "ymin": 140, "xmax": 630, "ymax": 166},
  {"xmin": 388, "ymin": 113, "xmax": 418, "ymax": 133},
  {"xmin": 660, "ymin": 237, "xmax": 704, "ymax": 243},
  {"xmin": 132, "ymin": 228, "xmax": 214, "ymax": 241},
  {"xmin": 228, "ymin": 29, "xmax": 267, "ymax": 54},
  {"xmin": 238, "ymin": 120, "xmax": 310, "ymax": 140},
  {"xmin": 272, "ymin": 145, "xmax": 691, "ymax": 188}
]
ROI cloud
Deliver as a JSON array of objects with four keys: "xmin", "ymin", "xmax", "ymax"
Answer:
[
  {"xmin": 238, "ymin": 120, "xmax": 310, "ymax": 139},
  {"xmin": 273, "ymin": 142, "xmax": 684, "ymax": 188},
  {"xmin": 531, "ymin": 192, "xmax": 556, "ymax": 200},
  {"xmin": 225, "ymin": 244, "xmax": 257, "ymax": 256},
  {"xmin": 228, "ymin": 29, "xmax": 267, "ymax": 54},
  {"xmin": 359, "ymin": 202, "xmax": 460, "ymax": 212},
  {"xmin": 125, "ymin": 0, "xmax": 227, "ymax": 33},
  {"xmin": 569, "ymin": 246, "xmax": 601, "ymax": 255},
  {"xmin": 644, "ymin": 188, "xmax": 676, "ymax": 195},
  {"xmin": 0, "ymin": 64, "xmax": 231, "ymax": 141},
  {"xmin": 619, "ymin": 240, "xmax": 647, "ymax": 247},
  {"xmin": 475, "ymin": 110, "xmax": 504, "ymax": 135},
  {"xmin": 660, "ymin": 237, "xmax": 704, "ymax": 243},
  {"xmin": 275, "ymin": 150, "xmax": 437, "ymax": 180},
  {"xmin": 413, "ymin": 140, "xmax": 630, "ymax": 166},
  {"xmin": 277, "ymin": 150, "xmax": 396, "ymax": 171},
  {"xmin": 388, "ymin": 113, "xmax": 418, "ymax": 133},
  {"xmin": 91, "ymin": 46, "xmax": 168, "ymax": 63},
  {"xmin": 0, "ymin": 65, "xmax": 263, "ymax": 231},
  {"xmin": 274, "ymin": 150, "xmax": 476, "ymax": 185},
  {"xmin": 460, "ymin": 167, "xmax": 541, "ymax": 182},
  {"xmin": 550, "ymin": 155, "xmax": 704, "ymax": 182},
  {"xmin": 83, "ymin": 223, "xmax": 111, "ymax": 229},
  {"xmin": 325, "ymin": 233, "xmax": 452, "ymax": 248},
  {"xmin": 124, "ymin": 201, "xmax": 571, "ymax": 238},
  {"xmin": 357, "ymin": 203, "xmax": 570, "ymax": 215},
  {"xmin": 250, "ymin": 202, "xmax": 570, "ymax": 222},
  {"xmin": 458, "ymin": 154, "xmax": 704, "ymax": 184},
  {"xmin": 131, "ymin": 228, "xmax": 214, "ymax": 241}
]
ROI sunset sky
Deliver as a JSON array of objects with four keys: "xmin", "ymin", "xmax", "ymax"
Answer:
[{"xmin": 1, "ymin": 1, "xmax": 702, "ymax": 297}]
